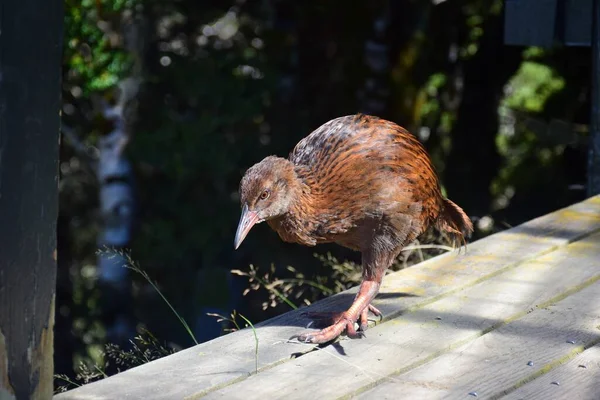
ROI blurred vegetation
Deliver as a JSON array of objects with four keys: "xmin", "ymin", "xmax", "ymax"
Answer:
[{"xmin": 56, "ymin": 0, "xmax": 592, "ymax": 391}]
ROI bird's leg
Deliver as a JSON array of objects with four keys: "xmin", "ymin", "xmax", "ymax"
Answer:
[{"xmin": 296, "ymin": 278, "xmax": 382, "ymax": 344}]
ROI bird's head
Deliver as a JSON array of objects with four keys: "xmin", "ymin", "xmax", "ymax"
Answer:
[{"xmin": 234, "ymin": 156, "xmax": 298, "ymax": 249}]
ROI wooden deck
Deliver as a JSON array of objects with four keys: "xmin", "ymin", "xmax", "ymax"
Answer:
[{"xmin": 55, "ymin": 196, "xmax": 600, "ymax": 400}]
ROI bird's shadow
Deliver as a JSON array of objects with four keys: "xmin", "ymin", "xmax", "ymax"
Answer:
[
  {"xmin": 376, "ymin": 292, "xmax": 418, "ymax": 300},
  {"xmin": 258, "ymin": 291, "xmax": 419, "ymax": 354}
]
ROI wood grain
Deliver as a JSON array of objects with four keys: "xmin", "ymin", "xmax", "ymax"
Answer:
[{"xmin": 0, "ymin": 1, "xmax": 62, "ymax": 398}]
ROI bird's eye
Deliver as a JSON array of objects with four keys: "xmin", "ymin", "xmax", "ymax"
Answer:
[{"xmin": 259, "ymin": 190, "xmax": 270, "ymax": 200}]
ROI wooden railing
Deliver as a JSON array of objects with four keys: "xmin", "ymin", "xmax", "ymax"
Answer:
[{"xmin": 56, "ymin": 195, "xmax": 600, "ymax": 400}]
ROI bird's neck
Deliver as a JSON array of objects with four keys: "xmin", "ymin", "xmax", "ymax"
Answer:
[
  {"xmin": 267, "ymin": 166, "xmax": 322, "ymax": 246},
  {"xmin": 290, "ymin": 166, "xmax": 320, "ymax": 218}
]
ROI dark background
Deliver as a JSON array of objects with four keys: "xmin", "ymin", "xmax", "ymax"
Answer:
[{"xmin": 55, "ymin": 0, "xmax": 593, "ymax": 390}]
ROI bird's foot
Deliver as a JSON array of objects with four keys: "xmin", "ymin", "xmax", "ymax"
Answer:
[
  {"xmin": 296, "ymin": 312, "xmax": 357, "ymax": 344},
  {"xmin": 301, "ymin": 305, "xmax": 382, "ymax": 329},
  {"xmin": 297, "ymin": 304, "xmax": 382, "ymax": 344}
]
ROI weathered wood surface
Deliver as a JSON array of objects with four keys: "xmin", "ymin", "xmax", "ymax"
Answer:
[
  {"xmin": 0, "ymin": 0, "xmax": 63, "ymax": 399},
  {"xmin": 353, "ymin": 246, "xmax": 600, "ymax": 399},
  {"xmin": 505, "ymin": 345, "xmax": 600, "ymax": 400},
  {"xmin": 55, "ymin": 195, "xmax": 600, "ymax": 400}
]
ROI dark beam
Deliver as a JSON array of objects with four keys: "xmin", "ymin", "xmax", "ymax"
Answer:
[
  {"xmin": 0, "ymin": 0, "xmax": 63, "ymax": 399},
  {"xmin": 589, "ymin": 0, "xmax": 600, "ymax": 195},
  {"xmin": 504, "ymin": 0, "xmax": 557, "ymax": 47}
]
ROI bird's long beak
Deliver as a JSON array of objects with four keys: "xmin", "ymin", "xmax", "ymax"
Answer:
[{"xmin": 234, "ymin": 203, "xmax": 259, "ymax": 249}]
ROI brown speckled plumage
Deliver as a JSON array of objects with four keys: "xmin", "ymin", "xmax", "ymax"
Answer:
[{"xmin": 235, "ymin": 114, "xmax": 473, "ymax": 344}]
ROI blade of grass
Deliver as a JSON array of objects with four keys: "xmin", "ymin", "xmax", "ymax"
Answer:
[
  {"xmin": 98, "ymin": 247, "xmax": 199, "ymax": 345},
  {"xmin": 238, "ymin": 313, "xmax": 259, "ymax": 374}
]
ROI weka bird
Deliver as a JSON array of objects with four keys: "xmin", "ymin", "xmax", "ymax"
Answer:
[{"xmin": 234, "ymin": 114, "xmax": 473, "ymax": 344}]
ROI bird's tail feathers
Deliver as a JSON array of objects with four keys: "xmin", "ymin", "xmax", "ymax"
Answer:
[{"xmin": 436, "ymin": 198, "xmax": 474, "ymax": 249}]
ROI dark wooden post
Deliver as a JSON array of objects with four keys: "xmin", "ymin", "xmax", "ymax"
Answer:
[
  {"xmin": 0, "ymin": 0, "xmax": 63, "ymax": 398},
  {"xmin": 589, "ymin": 0, "xmax": 600, "ymax": 195}
]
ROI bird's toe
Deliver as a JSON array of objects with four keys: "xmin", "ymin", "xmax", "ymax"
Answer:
[
  {"xmin": 368, "ymin": 304, "xmax": 382, "ymax": 318},
  {"xmin": 294, "ymin": 316, "xmax": 355, "ymax": 344}
]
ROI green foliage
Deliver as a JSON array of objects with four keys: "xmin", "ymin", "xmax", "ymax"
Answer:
[
  {"xmin": 64, "ymin": 0, "xmax": 135, "ymax": 93},
  {"xmin": 491, "ymin": 44, "xmax": 585, "ymax": 217},
  {"xmin": 504, "ymin": 61, "xmax": 565, "ymax": 113}
]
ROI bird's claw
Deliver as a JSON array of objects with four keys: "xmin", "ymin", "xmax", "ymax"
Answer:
[
  {"xmin": 368, "ymin": 304, "xmax": 382, "ymax": 318},
  {"xmin": 295, "ymin": 304, "xmax": 381, "ymax": 344},
  {"xmin": 295, "ymin": 319, "xmax": 353, "ymax": 344}
]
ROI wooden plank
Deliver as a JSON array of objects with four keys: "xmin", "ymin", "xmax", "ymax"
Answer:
[
  {"xmin": 55, "ymin": 196, "xmax": 600, "ymax": 400},
  {"xmin": 201, "ymin": 231, "xmax": 600, "ymax": 400},
  {"xmin": 354, "ymin": 273, "xmax": 600, "ymax": 399},
  {"xmin": 0, "ymin": 1, "xmax": 63, "ymax": 399},
  {"xmin": 505, "ymin": 345, "xmax": 600, "ymax": 400}
]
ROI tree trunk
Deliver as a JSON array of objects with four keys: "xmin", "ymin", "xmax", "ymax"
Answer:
[
  {"xmin": 0, "ymin": 0, "xmax": 63, "ymax": 398},
  {"xmin": 96, "ymin": 111, "xmax": 137, "ymax": 350},
  {"xmin": 92, "ymin": 75, "xmax": 144, "ymax": 369}
]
